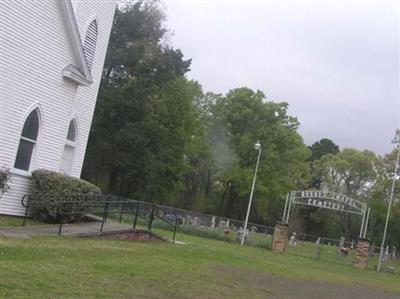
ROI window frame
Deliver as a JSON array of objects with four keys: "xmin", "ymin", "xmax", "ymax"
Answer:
[
  {"xmin": 13, "ymin": 107, "xmax": 42, "ymax": 174},
  {"xmin": 60, "ymin": 118, "xmax": 78, "ymax": 175}
]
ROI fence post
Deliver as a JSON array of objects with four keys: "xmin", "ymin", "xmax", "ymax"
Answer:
[
  {"xmin": 133, "ymin": 202, "xmax": 140, "ymax": 229},
  {"xmin": 58, "ymin": 203, "xmax": 64, "ymax": 235},
  {"xmin": 316, "ymin": 239, "xmax": 321, "ymax": 260},
  {"xmin": 148, "ymin": 204, "xmax": 155, "ymax": 231},
  {"xmin": 172, "ymin": 218, "xmax": 178, "ymax": 243},
  {"xmin": 100, "ymin": 202, "xmax": 109, "ymax": 232},
  {"xmin": 119, "ymin": 202, "xmax": 125, "ymax": 223},
  {"xmin": 299, "ymin": 233, "xmax": 305, "ymax": 257},
  {"xmin": 22, "ymin": 195, "xmax": 30, "ymax": 227}
]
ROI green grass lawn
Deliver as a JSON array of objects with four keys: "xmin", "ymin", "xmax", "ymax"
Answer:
[
  {"xmin": 1, "ymin": 228, "xmax": 399, "ymax": 298},
  {"xmin": 0, "ymin": 215, "xmax": 41, "ymax": 227}
]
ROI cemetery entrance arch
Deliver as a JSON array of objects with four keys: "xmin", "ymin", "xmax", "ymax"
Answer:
[{"xmin": 282, "ymin": 190, "xmax": 370, "ymax": 238}]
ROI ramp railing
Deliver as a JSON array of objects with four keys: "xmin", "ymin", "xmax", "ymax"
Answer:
[{"xmin": 21, "ymin": 194, "xmax": 178, "ymax": 242}]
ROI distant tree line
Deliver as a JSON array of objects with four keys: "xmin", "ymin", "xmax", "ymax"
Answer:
[{"xmin": 82, "ymin": 1, "xmax": 399, "ymax": 247}]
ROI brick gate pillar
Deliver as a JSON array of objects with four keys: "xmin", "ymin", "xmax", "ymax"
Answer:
[
  {"xmin": 272, "ymin": 222, "xmax": 289, "ymax": 252},
  {"xmin": 352, "ymin": 238, "xmax": 370, "ymax": 270}
]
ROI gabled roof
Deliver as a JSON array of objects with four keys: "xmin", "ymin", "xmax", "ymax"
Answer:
[{"xmin": 58, "ymin": 0, "xmax": 93, "ymax": 86}]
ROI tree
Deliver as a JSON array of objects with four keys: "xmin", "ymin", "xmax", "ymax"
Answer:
[
  {"xmin": 102, "ymin": 1, "xmax": 190, "ymax": 87},
  {"xmin": 208, "ymin": 88, "xmax": 310, "ymax": 224},
  {"xmin": 308, "ymin": 138, "xmax": 339, "ymax": 189},
  {"xmin": 179, "ymin": 92, "xmax": 221, "ymax": 211},
  {"xmin": 310, "ymin": 148, "xmax": 379, "ymax": 238},
  {"xmin": 82, "ymin": 2, "xmax": 197, "ymax": 204},
  {"xmin": 368, "ymin": 148, "xmax": 400, "ymax": 247},
  {"xmin": 308, "ymin": 138, "xmax": 339, "ymax": 162}
]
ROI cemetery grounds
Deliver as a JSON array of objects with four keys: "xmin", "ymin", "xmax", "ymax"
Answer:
[{"xmin": 1, "ymin": 215, "xmax": 400, "ymax": 299}]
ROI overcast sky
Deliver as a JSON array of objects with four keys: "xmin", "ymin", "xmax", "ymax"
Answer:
[{"xmin": 163, "ymin": 0, "xmax": 399, "ymax": 155}]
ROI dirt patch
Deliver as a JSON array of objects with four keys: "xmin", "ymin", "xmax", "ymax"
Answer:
[
  {"xmin": 214, "ymin": 265, "xmax": 400, "ymax": 299},
  {"xmin": 85, "ymin": 229, "xmax": 169, "ymax": 242}
]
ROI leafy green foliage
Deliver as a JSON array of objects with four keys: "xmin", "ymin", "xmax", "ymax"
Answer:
[
  {"xmin": 208, "ymin": 88, "xmax": 310, "ymax": 223},
  {"xmin": 302, "ymin": 145, "xmax": 400, "ymax": 248},
  {"xmin": 314, "ymin": 148, "xmax": 378, "ymax": 197},
  {"xmin": 83, "ymin": 2, "xmax": 195, "ymax": 205},
  {"xmin": 309, "ymin": 138, "xmax": 339, "ymax": 188},
  {"xmin": 309, "ymin": 138, "xmax": 339, "ymax": 162},
  {"xmin": 301, "ymin": 149, "xmax": 378, "ymax": 238},
  {"xmin": 31, "ymin": 170, "xmax": 101, "ymax": 196},
  {"xmin": 367, "ymin": 148, "xmax": 400, "ymax": 247},
  {"xmin": 30, "ymin": 170, "xmax": 101, "ymax": 222},
  {"xmin": 0, "ymin": 168, "xmax": 11, "ymax": 195}
]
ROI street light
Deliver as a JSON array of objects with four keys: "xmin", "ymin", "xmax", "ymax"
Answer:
[
  {"xmin": 241, "ymin": 140, "xmax": 262, "ymax": 246},
  {"xmin": 377, "ymin": 129, "xmax": 400, "ymax": 272}
]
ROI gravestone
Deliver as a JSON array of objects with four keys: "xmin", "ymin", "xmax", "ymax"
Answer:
[
  {"xmin": 192, "ymin": 217, "xmax": 199, "ymax": 226},
  {"xmin": 219, "ymin": 220, "xmax": 226, "ymax": 229},
  {"xmin": 338, "ymin": 237, "xmax": 345, "ymax": 248},
  {"xmin": 369, "ymin": 243, "xmax": 375, "ymax": 257}
]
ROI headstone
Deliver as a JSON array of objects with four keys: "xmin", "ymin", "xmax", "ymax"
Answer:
[
  {"xmin": 211, "ymin": 216, "xmax": 215, "ymax": 228},
  {"xmin": 272, "ymin": 222, "xmax": 289, "ymax": 252},
  {"xmin": 181, "ymin": 216, "xmax": 186, "ymax": 225},
  {"xmin": 289, "ymin": 232, "xmax": 297, "ymax": 247},
  {"xmin": 385, "ymin": 245, "xmax": 390, "ymax": 258},
  {"xmin": 236, "ymin": 227, "xmax": 244, "ymax": 242},
  {"xmin": 353, "ymin": 238, "xmax": 370, "ymax": 269},
  {"xmin": 219, "ymin": 220, "xmax": 226, "ymax": 229},
  {"xmin": 369, "ymin": 243, "xmax": 375, "ymax": 257},
  {"xmin": 338, "ymin": 237, "xmax": 345, "ymax": 248}
]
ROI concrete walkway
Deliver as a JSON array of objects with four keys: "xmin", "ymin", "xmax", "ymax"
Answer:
[{"xmin": 0, "ymin": 221, "xmax": 132, "ymax": 238}]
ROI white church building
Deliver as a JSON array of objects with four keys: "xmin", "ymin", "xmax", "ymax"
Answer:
[{"xmin": 0, "ymin": 0, "xmax": 116, "ymax": 215}]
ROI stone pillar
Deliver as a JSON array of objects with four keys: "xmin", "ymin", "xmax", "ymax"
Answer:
[
  {"xmin": 272, "ymin": 222, "xmax": 289, "ymax": 252},
  {"xmin": 352, "ymin": 238, "xmax": 370, "ymax": 270}
]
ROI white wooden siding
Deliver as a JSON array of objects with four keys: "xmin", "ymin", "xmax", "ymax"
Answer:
[{"xmin": 0, "ymin": 0, "xmax": 116, "ymax": 215}]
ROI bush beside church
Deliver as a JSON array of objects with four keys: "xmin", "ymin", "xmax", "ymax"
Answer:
[{"xmin": 30, "ymin": 170, "xmax": 101, "ymax": 223}]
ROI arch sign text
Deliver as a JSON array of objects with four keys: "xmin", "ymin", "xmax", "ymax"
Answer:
[{"xmin": 282, "ymin": 190, "xmax": 370, "ymax": 238}]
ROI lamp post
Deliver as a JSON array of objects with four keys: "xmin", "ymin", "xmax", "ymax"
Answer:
[
  {"xmin": 377, "ymin": 129, "xmax": 400, "ymax": 272},
  {"xmin": 241, "ymin": 140, "xmax": 262, "ymax": 246}
]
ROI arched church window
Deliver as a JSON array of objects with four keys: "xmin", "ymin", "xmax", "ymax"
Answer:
[
  {"xmin": 14, "ymin": 109, "xmax": 40, "ymax": 171},
  {"xmin": 60, "ymin": 119, "xmax": 77, "ymax": 175}
]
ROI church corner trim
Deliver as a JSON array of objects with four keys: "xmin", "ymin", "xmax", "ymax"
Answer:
[{"xmin": 58, "ymin": 0, "xmax": 93, "ymax": 86}]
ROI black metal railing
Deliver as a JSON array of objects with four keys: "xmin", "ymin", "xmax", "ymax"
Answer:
[{"xmin": 21, "ymin": 194, "xmax": 179, "ymax": 242}]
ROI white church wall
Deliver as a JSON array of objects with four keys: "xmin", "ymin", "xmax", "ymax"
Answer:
[{"xmin": 0, "ymin": 0, "xmax": 116, "ymax": 215}]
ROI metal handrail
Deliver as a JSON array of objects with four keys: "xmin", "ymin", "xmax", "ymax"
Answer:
[{"xmin": 21, "ymin": 194, "xmax": 178, "ymax": 242}]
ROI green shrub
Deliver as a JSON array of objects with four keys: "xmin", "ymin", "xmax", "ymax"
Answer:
[
  {"xmin": 0, "ymin": 167, "xmax": 11, "ymax": 195},
  {"xmin": 30, "ymin": 170, "xmax": 101, "ymax": 223}
]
